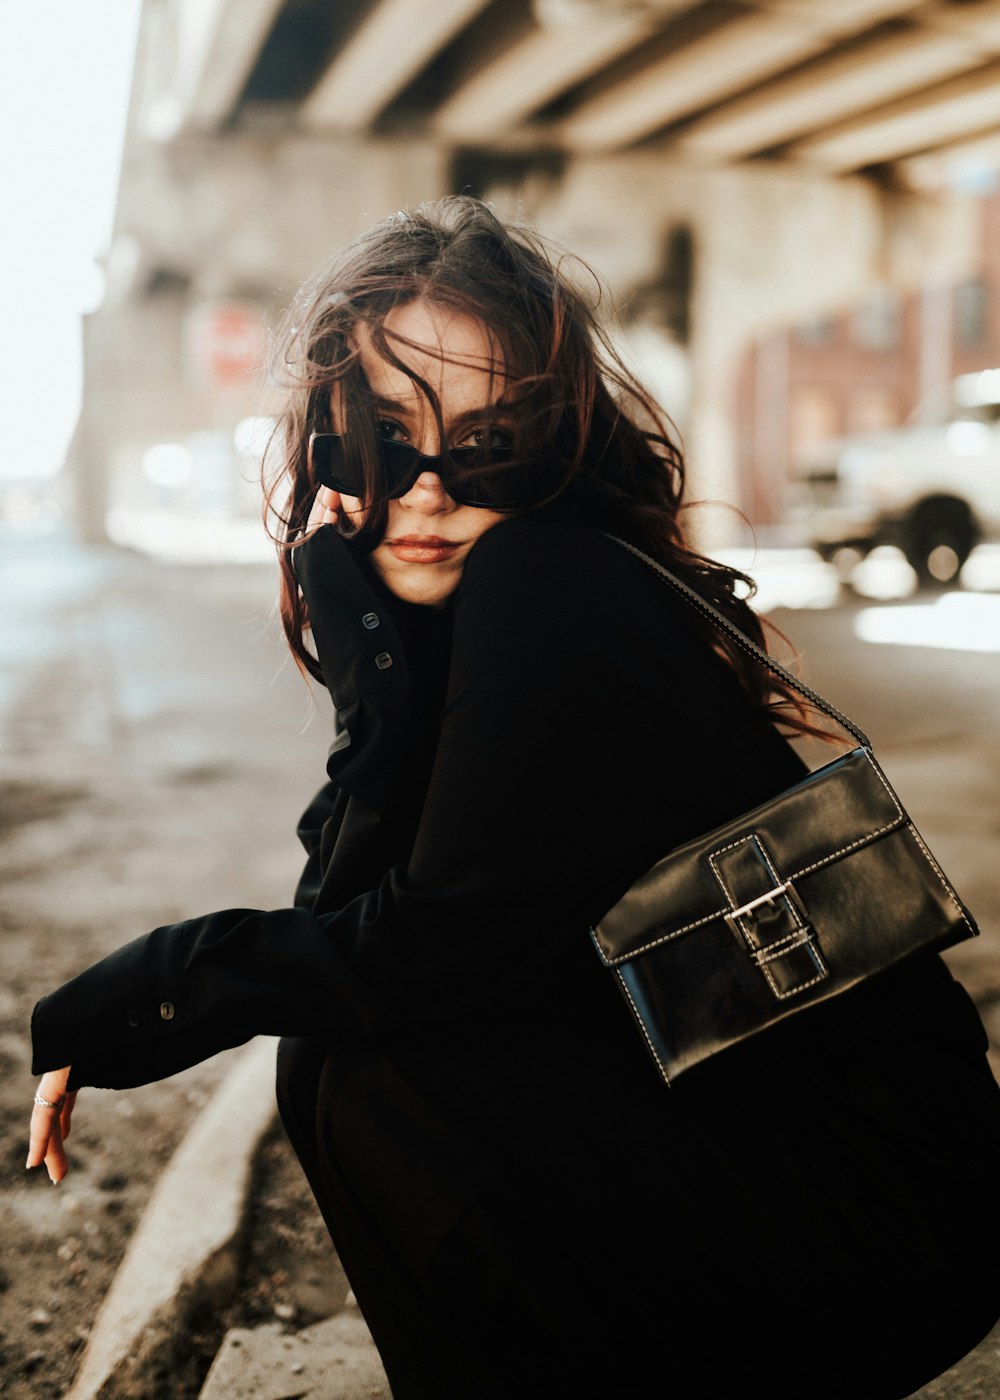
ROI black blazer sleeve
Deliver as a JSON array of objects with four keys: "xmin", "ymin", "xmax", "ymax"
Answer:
[{"xmin": 31, "ymin": 520, "xmax": 803, "ymax": 1089}]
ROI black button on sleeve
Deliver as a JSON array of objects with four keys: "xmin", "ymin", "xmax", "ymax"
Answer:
[{"xmin": 127, "ymin": 1009, "xmax": 141, "ymax": 1028}]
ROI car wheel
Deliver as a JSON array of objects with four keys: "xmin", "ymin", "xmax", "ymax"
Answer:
[{"xmin": 902, "ymin": 501, "xmax": 976, "ymax": 588}]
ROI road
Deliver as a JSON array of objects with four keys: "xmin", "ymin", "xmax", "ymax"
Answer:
[
  {"xmin": 769, "ymin": 583, "xmax": 1000, "ymax": 1060},
  {"xmin": 0, "ymin": 530, "xmax": 327, "ymax": 1398},
  {"xmin": 1, "ymin": 529, "xmax": 998, "ymax": 1396}
]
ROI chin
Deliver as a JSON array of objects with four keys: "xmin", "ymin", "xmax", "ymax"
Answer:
[{"xmin": 376, "ymin": 561, "xmax": 463, "ymax": 608}]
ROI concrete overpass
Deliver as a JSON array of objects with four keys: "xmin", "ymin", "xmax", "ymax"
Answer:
[{"xmin": 75, "ymin": 0, "xmax": 1000, "ymax": 542}]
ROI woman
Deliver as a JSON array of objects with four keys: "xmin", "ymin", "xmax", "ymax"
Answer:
[{"xmin": 28, "ymin": 198, "xmax": 1000, "ymax": 1398}]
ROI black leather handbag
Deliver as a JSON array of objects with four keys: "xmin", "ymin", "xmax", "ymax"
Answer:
[{"xmin": 591, "ymin": 539, "xmax": 979, "ymax": 1084}]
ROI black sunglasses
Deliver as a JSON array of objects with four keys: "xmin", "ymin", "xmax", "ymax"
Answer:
[{"xmin": 308, "ymin": 432, "xmax": 546, "ymax": 510}]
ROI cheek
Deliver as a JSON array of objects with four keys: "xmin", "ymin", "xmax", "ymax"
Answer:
[{"xmin": 470, "ymin": 511, "xmax": 506, "ymax": 542}]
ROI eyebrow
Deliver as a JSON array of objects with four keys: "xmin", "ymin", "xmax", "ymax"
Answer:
[
  {"xmin": 369, "ymin": 393, "xmax": 418, "ymax": 417},
  {"xmin": 368, "ymin": 393, "xmax": 512, "ymax": 426}
]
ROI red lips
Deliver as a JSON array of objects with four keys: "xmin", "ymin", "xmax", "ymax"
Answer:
[{"xmin": 384, "ymin": 535, "xmax": 463, "ymax": 563}]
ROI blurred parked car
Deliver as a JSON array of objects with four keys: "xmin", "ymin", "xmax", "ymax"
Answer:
[{"xmin": 786, "ymin": 369, "xmax": 1000, "ymax": 585}]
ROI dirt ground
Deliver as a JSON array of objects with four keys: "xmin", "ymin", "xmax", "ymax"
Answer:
[{"xmin": 0, "ymin": 535, "xmax": 327, "ymax": 1398}]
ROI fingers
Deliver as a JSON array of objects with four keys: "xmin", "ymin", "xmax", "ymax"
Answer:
[
  {"xmin": 44, "ymin": 1112, "xmax": 69, "ymax": 1184},
  {"xmin": 27, "ymin": 1102, "xmax": 59, "ymax": 1177},
  {"xmin": 27, "ymin": 1067, "xmax": 73, "ymax": 1181},
  {"xmin": 306, "ymin": 485, "xmax": 342, "ymax": 533},
  {"xmin": 61, "ymin": 1091, "xmax": 78, "ymax": 1142}
]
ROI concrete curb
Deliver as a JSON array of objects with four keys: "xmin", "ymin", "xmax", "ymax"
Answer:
[
  {"xmin": 64, "ymin": 1037, "xmax": 280, "ymax": 1400},
  {"xmin": 199, "ymin": 1313, "xmax": 389, "ymax": 1399}
]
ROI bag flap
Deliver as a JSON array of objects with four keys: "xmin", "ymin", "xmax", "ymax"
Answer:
[{"xmin": 592, "ymin": 747, "xmax": 905, "ymax": 966}]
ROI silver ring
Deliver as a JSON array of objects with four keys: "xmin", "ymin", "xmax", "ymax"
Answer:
[{"xmin": 33, "ymin": 1093, "xmax": 64, "ymax": 1110}]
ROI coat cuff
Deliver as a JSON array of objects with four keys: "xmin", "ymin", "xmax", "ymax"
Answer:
[{"xmin": 31, "ymin": 921, "xmax": 197, "ymax": 1089}]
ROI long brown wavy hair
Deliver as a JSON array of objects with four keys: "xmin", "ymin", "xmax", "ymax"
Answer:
[{"xmin": 264, "ymin": 195, "xmax": 820, "ymax": 737}]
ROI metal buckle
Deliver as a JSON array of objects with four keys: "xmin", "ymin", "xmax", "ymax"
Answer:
[
  {"xmin": 723, "ymin": 882, "xmax": 791, "ymax": 924},
  {"xmin": 723, "ymin": 879, "xmax": 812, "ymax": 950}
]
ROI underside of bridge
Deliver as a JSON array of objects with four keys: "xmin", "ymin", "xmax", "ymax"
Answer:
[
  {"xmin": 153, "ymin": 0, "xmax": 1000, "ymax": 180},
  {"xmin": 74, "ymin": 0, "xmax": 1000, "ymax": 541}
]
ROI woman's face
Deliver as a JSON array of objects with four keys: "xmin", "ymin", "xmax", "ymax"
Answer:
[{"xmin": 320, "ymin": 300, "xmax": 510, "ymax": 608}]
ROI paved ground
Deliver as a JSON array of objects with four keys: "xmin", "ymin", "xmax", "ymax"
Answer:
[
  {"xmin": 0, "ymin": 530, "xmax": 327, "ymax": 1397},
  {"xmin": 776, "ymin": 584, "xmax": 1000, "ymax": 1057},
  {"xmin": 1, "ymin": 528, "xmax": 999, "ymax": 1397}
]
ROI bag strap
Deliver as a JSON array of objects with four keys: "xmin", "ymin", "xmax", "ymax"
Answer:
[{"xmin": 606, "ymin": 535, "xmax": 870, "ymax": 750}]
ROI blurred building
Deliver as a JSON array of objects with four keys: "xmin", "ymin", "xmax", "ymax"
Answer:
[
  {"xmin": 739, "ymin": 187, "xmax": 1000, "ymax": 523},
  {"xmin": 72, "ymin": 0, "xmax": 1000, "ymax": 547}
]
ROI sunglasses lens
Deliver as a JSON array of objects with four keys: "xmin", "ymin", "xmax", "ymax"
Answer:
[
  {"xmin": 309, "ymin": 435, "xmax": 363, "ymax": 496},
  {"xmin": 311, "ymin": 434, "xmax": 419, "ymax": 498},
  {"xmin": 444, "ymin": 450, "xmax": 544, "ymax": 508},
  {"xmin": 311, "ymin": 435, "xmax": 547, "ymax": 508}
]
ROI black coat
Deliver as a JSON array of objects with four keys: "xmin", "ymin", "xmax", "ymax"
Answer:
[
  {"xmin": 31, "ymin": 519, "xmax": 1000, "ymax": 1397},
  {"xmin": 32, "ymin": 519, "xmax": 813, "ymax": 1085}
]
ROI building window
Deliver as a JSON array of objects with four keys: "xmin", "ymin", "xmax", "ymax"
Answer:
[
  {"xmin": 954, "ymin": 278, "xmax": 989, "ymax": 347},
  {"xmin": 852, "ymin": 289, "xmax": 901, "ymax": 350}
]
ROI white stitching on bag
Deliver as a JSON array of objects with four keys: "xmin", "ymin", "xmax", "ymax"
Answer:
[
  {"xmin": 906, "ymin": 821, "xmax": 977, "ymax": 939},
  {"xmin": 614, "ymin": 968, "xmax": 671, "ymax": 1083}
]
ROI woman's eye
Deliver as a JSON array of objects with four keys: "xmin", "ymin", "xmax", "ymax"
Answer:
[
  {"xmin": 455, "ymin": 426, "xmax": 514, "ymax": 451},
  {"xmin": 376, "ymin": 419, "xmax": 408, "ymax": 444}
]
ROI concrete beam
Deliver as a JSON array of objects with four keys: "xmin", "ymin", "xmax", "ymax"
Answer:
[
  {"xmin": 761, "ymin": 0, "xmax": 924, "ymax": 25},
  {"xmin": 554, "ymin": 0, "xmax": 927, "ymax": 152},
  {"xmin": 302, "ymin": 0, "xmax": 492, "ymax": 131},
  {"xmin": 431, "ymin": 9, "xmax": 659, "ymax": 143},
  {"xmin": 556, "ymin": 11, "xmax": 821, "ymax": 152},
  {"xmin": 110, "ymin": 134, "xmax": 449, "ymax": 294},
  {"xmin": 920, "ymin": 0, "xmax": 1000, "ymax": 48},
  {"xmin": 790, "ymin": 61, "xmax": 1000, "ymax": 171},
  {"xmin": 676, "ymin": 28, "xmax": 981, "ymax": 162},
  {"xmin": 176, "ymin": 0, "xmax": 286, "ymax": 132}
]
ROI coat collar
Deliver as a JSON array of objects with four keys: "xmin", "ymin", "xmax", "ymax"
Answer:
[{"xmin": 294, "ymin": 526, "xmax": 452, "ymax": 813}]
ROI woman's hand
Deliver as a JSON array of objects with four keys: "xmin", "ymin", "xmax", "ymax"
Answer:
[
  {"xmin": 27, "ymin": 1067, "xmax": 76, "ymax": 1183},
  {"xmin": 306, "ymin": 484, "xmax": 342, "ymax": 532}
]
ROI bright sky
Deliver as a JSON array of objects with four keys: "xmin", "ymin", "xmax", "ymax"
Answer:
[{"xmin": 0, "ymin": 1, "xmax": 142, "ymax": 481}]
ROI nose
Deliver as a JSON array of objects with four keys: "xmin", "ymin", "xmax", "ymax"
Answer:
[{"xmin": 397, "ymin": 470, "xmax": 454, "ymax": 513}]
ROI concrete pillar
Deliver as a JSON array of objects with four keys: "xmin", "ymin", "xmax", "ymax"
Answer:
[
  {"xmin": 73, "ymin": 134, "xmax": 450, "ymax": 541},
  {"xmin": 497, "ymin": 157, "xmax": 876, "ymax": 536}
]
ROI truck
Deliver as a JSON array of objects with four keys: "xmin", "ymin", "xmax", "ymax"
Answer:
[{"xmin": 785, "ymin": 368, "xmax": 1000, "ymax": 585}]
